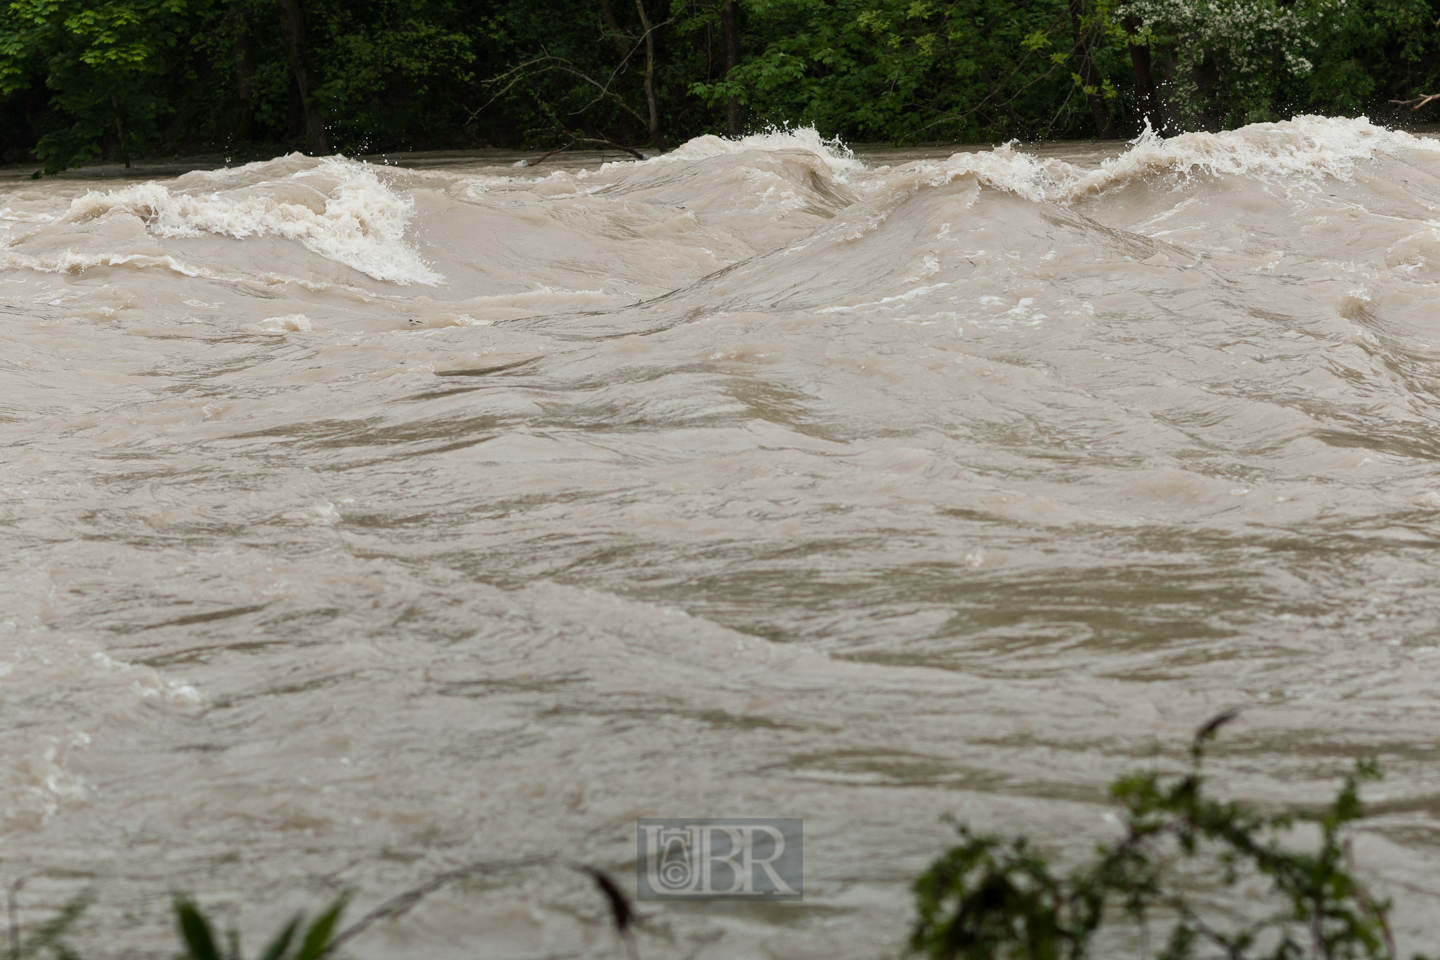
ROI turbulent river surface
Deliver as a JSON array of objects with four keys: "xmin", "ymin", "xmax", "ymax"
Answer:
[{"xmin": 5, "ymin": 116, "xmax": 1440, "ymax": 958}]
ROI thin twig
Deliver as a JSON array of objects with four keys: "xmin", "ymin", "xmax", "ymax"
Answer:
[
  {"xmin": 461, "ymin": 55, "xmax": 557, "ymax": 122},
  {"xmin": 319, "ymin": 857, "xmax": 639, "ymax": 960},
  {"xmin": 464, "ymin": 15, "xmax": 677, "ymax": 130},
  {"xmin": 572, "ymin": 864, "xmax": 640, "ymax": 960},
  {"xmin": 8, "ymin": 880, "xmax": 21, "ymax": 960},
  {"xmin": 1041, "ymin": 80, "xmax": 1079, "ymax": 141},
  {"xmin": 524, "ymin": 128, "xmax": 645, "ymax": 166},
  {"xmin": 507, "ymin": 54, "xmax": 649, "ymax": 126},
  {"xmin": 558, "ymin": 125, "xmax": 645, "ymax": 160},
  {"xmin": 569, "ymin": 20, "xmax": 673, "ymax": 118},
  {"xmin": 1344, "ymin": 837, "xmax": 1396, "ymax": 957},
  {"xmin": 911, "ymin": 10, "xmax": 1068, "ymax": 137},
  {"xmin": 322, "ymin": 856, "xmax": 554, "ymax": 957},
  {"xmin": 527, "ymin": 140, "xmax": 577, "ymax": 166}
]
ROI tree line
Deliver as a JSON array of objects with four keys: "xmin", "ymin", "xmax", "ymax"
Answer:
[{"xmin": 3, "ymin": 0, "xmax": 1440, "ymax": 172}]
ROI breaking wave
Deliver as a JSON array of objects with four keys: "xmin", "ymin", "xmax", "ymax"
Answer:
[
  {"xmin": 63, "ymin": 155, "xmax": 442, "ymax": 285},
  {"xmin": 916, "ymin": 115, "xmax": 1440, "ymax": 203}
]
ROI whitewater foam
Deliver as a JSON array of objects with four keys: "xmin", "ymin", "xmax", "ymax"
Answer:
[
  {"xmin": 921, "ymin": 115, "xmax": 1440, "ymax": 204},
  {"xmin": 596, "ymin": 125, "xmax": 865, "ymax": 179},
  {"xmin": 64, "ymin": 157, "xmax": 442, "ymax": 285}
]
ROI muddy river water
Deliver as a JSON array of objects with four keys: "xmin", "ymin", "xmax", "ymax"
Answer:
[{"xmin": 3, "ymin": 117, "xmax": 1440, "ymax": 957}]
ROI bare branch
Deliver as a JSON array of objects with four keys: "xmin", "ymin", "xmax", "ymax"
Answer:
[
  {"xmin": 526, "ymin": 140, "xmax": 578, "ymax": 166},
  {"xmin": 461, "ymin": 55, "xmax": 558, "ymax": 122},
  {"xmin": 320, "ymin": 856, "xmax": 637, "ymax": 959},
  {"xmin": 1390, "ymin": 93, "xmax": 1440, "ymax": 110},
  {"xmin": 464, "ymin": 13, "xmax": 677, "ymax": 132},
  {"xmin": 322, "ymin": 856, "xmax": 555, "ymax": 956},
  {"xmin": 8, "ymin": 880, "xmax": 22, "ymax": 960},
  {"xmin": 559, "ymin": 125, "xmax": 645, "ymax": 160}
]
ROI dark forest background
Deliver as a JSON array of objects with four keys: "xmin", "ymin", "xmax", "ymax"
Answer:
[{"xmin": 4, "ymin": 0, "xmax": 1440, "ymax": 172}]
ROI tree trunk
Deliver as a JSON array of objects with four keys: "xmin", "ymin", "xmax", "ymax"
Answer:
[
  {"xmin": 1190, "ymin": 56, "xmax": 1221, "ymax": 131},
  {"xmin": 633, "ymin": 0, "xmax": 663, "ymax": 151},
  {"xmin": 1122, "ymin": 18, "xmax": 1162, "ymax": 136},
  {"xmin": 1067, "ymin": 0, "xmax": 1117, "ymax": 139},
  {"xmin": 111, "ymin": 94, "xmax": 130, "ymax": 168},
  {"xmin": 598, "ymin": 0, "xmax": 630, "ymax": 58},
  {"xmin": 234, "ymin": 14, "xmax": 256, "ymax": 142},
  {"xmin": 287, "ymin": 73, "xmax": 304, "ymax": 143},
  {"xmin": 275, "ymin": 0, "xmax": 328, "ymax": 155},
  {"xmin": 720, "ymin": 0, "xmax": 741, "ymax": 137}
]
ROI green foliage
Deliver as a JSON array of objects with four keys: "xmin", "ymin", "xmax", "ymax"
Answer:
[
  {"xmin": 4, "ymin": 861, "xmax": 633, "ymax": 960},
  {"xmin": 0, "ymin": 0, "xmax": 194, "ymax": 171},
  {"xmin": 5, "ymin": 0, "xmax": 1440, "ymax": 167},
  {"xmin": 911, "ymin": 715, "xmax": 1413, "ymax": 960},
  {"xmin": 308, "ymin": 0, "xmax": 476, "ymax": 151},
  {"xmin": 173, "ymin": 896, "xmax": 346, "ymax": 960},
  {"xmin": 691, "ymin": 0, "xmax": 1102, "ymax": 142},
  {"xmin": 1125, "ymin": 0, "xmax": 1333, "ymax": 127},
  {"xmin": 9, "ymin": 891, "xmax": 91, "ymax": 960},
  {"xmin": 912, "ymin": 830, "xmax": 1097, "ymax": 960},
  {"xmin": 0, "ymin": 780, "xmax": 1431, "ymax": 960}
]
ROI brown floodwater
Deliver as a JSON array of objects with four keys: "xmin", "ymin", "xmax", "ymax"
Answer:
[{"xmin": 3, "ymin": 118, "xmax": 1440, "ymax": 958}]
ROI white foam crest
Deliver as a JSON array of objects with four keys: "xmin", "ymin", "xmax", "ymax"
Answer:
[
  {"xmin": 930, "ymin": 116, "xmax": 1440, "ymax": 203},
  {"xmin": 1081, "ymin": 115, "xmax": 1440, "ymax": 193},
  {"xmin": 597, "ymin": 126, "xmax": 864, "ymax": 178},
  {"xmin": 0, "ymin": 208, "xmax": 58, "ymax": 223},
  {"xmin": 0, "ymin": 250, "xmax": 382, "ymax": 304},
  {"xmin": 0, "ymin": 250, "xmax": 208, "ymax": 277},
  {"xmin": 63, "ymin": 158, "xmax": 443, "ymax": 285},
  {"xmin": 913, "ymin": 143, "xmax": 1072, "ymax": 204}
]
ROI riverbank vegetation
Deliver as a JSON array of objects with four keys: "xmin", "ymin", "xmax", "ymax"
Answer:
[
  {"xmin": 911, "ymin": 712, "xmax": 1418, "ymax": 960},
  {"xmin": 4, "ymin": 0, "xmax": 1440, "ymax": 172},
  {"xmin": 10, "ymin": 858, "xmax": 638, "ymax": 960},
  {"xmin": 7, "ymin": 716, "xmax": 1428, "ymax": 960}
]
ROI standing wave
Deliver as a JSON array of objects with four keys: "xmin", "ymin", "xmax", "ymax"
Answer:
[{"xmin": 61, "ymin": 155, "xmax": 443, "ymax": 285}]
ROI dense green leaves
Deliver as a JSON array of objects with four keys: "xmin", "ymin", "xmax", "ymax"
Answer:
[
  {"xmin": 911, "ymin": 718, "xmax": 1405, "ymax": 960},
  {"xmin": 4, "ymin": 862, "xmax": 636, "ymax": 960},
  {"xmin": 308, "ymin": 1, "xmax": 476, "ymax": 150},
  {"xmin": 6, "ymin": 0, "xmax": 1440, "ymax": 170},
  {"xmin": 174, "ymin": 895, "xmax": 347, "ymax": 960},
  {"xmin": 694, "ymin": 0, "xmax": 1100, "ymax": 141},
  {"xmin": 1, "ymin": 0, "xmax": 193, "ymax": 170}
]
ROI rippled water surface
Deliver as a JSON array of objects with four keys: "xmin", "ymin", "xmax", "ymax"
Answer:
[{"xmin": 5, "ymin": 118, "xmax": 1440, "ymax": 957}]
